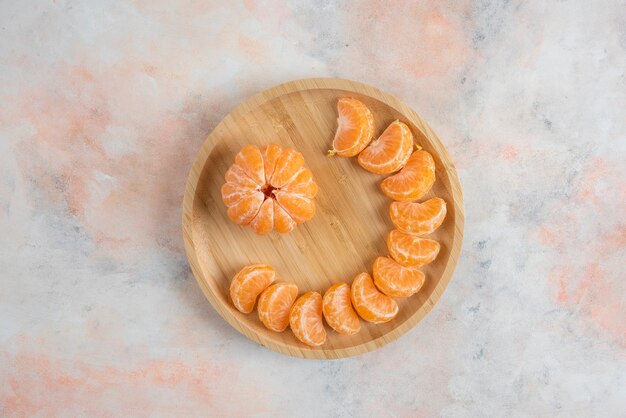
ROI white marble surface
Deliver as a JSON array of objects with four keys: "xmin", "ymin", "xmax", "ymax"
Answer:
[{"xmin": 1, "ymin": 1, "xmax": 624, "ymax": 416}]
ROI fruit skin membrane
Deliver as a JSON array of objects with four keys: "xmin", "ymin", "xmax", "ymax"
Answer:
[{"xmin": 221, "ymin": 144, "xmax": 318, "ymax": 234}]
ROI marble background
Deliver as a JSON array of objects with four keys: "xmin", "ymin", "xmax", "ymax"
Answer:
[{"xmin": 1, "ymin": 1, "xmax": 624, "ymax": 416}]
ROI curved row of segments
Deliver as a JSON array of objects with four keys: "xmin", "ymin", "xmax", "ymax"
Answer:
[
  {"xmin": 225, "ymin": 97, "xmax": 447, "ymax": 347},
  {"xmin": 229, "ymin": 265, "xmax": 399, "ymax": 347}
]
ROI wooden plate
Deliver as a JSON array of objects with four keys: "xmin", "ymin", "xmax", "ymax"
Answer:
[{"xmin": 182, "ymin": 78, "xmax": 464, "ymax": 359}]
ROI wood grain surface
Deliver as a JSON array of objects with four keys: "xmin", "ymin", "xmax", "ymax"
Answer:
[{"xmin": 182, "ymin": 78, "xmax": 464, "ymax": 359}]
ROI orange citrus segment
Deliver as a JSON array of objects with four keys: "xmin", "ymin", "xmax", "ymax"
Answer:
[
  {"xmin": 289, "ymin": 291, "xmax": 327, "ymax": 346},
  {"xmin": 260, "ymin": 143, "xmax": 282, "ymax": 184},
  {"xmin": 225, "ymin": 163, "xmax": 261, "ymax": 189},
  {"xmin": 258, "ymin": 282, "xmax": 299, "ymax": 332},
  {"xmin": 350, "ymin": 272, "xmax": 398, "ymax": 323},
  {"xmin": 358, "ymin": 120, "xmax": 413, "ymax": 174},
  {"xmin": 282, "ymin": 168, "xmax": 318, "ymax": 199},
  {"xmin": 249, "ymin": 198, "xmax": 274, "ymax": 235},
  {"xmin": 381, "ymin": 150, "xmax": 435, "ymax": 201},
  {"xmin": 389, "ymin": 197, "xmax": 447, "ymax": 236},
  {"xmin": 330, "ymin": 98, "xmax": 375, "ymax": 157},
  {"xmin": 322, "ymin": 282, "xmax": 361, "ymax": 335},
  {"xmin": 271, "ymin": 147, "xmax": 305, "ymax": 188},
  {"xmin": 226, "ymin": 191, "xmax": 264, "ymax": 225},
  {"xmin": 220, "ymin": 182, "xmax": 256, "ymax": 206},
  {"xmin": 387, "ymin": 229, "xmax": 440, "ymax": 267},
  {"xmin": 272, "ymin": 199, "xmax": 297, "ymax": 233},
  {"xmin": 273, "ymin": 191, "xmax": 315, "ymax": 223},
  {"xmin": 234, "ymin": 145, "xmax": 265, "ymax": 186},
  {"xmin": 373, "ymin": 256, "xmax": 425, "ymax": 298},
  {"xmin": 230, "ymin": 264, "xmax": 276, "ymax": 313}
]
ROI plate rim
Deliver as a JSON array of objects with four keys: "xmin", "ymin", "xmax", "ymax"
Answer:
[{"xmin": 182, "ymin": 77, "xmax": 465, "ymax": 359}]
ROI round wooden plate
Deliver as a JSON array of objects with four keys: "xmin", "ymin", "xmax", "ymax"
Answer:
[{"xmin": 182, "ymin": 78, "xmax": 464, "ymax": 359}]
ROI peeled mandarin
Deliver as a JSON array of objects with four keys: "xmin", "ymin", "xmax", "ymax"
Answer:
[{"xmin": 222, "ymin": 144, "xmax": 318, "ymax": 234}]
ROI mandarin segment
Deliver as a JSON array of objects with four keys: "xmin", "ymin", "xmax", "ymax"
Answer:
[
  {"xmin": 221, "ymin": 182, "xmax": 254, "ymax": 206},
  {"xmin": 322, "ymin": 282, "xmax": 361, "ymax": 335},
  {"xmin": 350, "ymin": 272, "xmax": 398, "ymax": 323},
  {"xmin": 330, "ymin": 98, "xmax": 375, "ymax": 157},
  {"xmin": 258, "ymin": 282, "xmax": 299, "ymax": 332},
  {"xmin": 372, "ymin": 256, "xmax": 425, "ymax": 298},
  {"xmin": 230, "ymin": 264, "xmax": 276, "ymax": 314},
  {"xmin": 389, "ymin": 197, "xmax": 447, "ymax": 236},
  {"xmin": 249, "ymin": 198, "xmax": 274, "ymax": 235},
  {"xmin": 282, "ymin": 168, "xmax": 318, "ymax": 199},
  {"xmin": 381, "ymin": 150, "xmax": 436, "ymax": 201},
  {"xmin": 290, "ymin": 291, "xmax": 327, "ymax": 347},
  {"xmin": 234, "ymin": 145, "xmax": 265, "ymax": 186},
  {"xmin": 225, "ymin": 163, "xmax": 261, "ymax": 189},
  {"xmin": 272, "ymin": 199, "xmax": 297, "ymax": 233},
  {"xmin": 226, "ymin": 191, "xmax": 264, "ymax": 225},
  {"xmin": 271, "ymin": 147, "xmax": 305, "ymax": 188},
  {"xmin": 274, "ymin": 191, "xmax": 315, "ymax": 223},
  {"xmin": 358, "ymin": 120, "xmax": 413, "ymax": 174},
  {"xmin": 387, "ymin": 229, "xmax": 440, "ymax": 267},
  {"xmin": 260, "ymin": 143, "xmax": 283, "ymax": 184}
]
